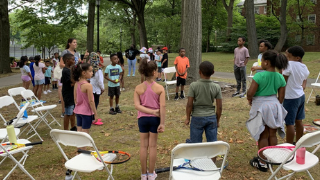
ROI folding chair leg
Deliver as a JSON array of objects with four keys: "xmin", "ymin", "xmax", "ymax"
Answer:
[
  {"xmin": 307, "ymin": 170, "xmax": 314, "ymax": 180},
  {"xmin": 107, "ymin": 164, "xmax": 114, "ymax": 180},
  {"xmin": 307, "ymin": 88, "xmax": 314, "ymax": 104},
  {"xmin": 48, "ymin": 113, "xmax": 61, "ymax": 126},
  {"xmin": 166, "ymin": 86, "xmax": 170, "ymax": 100},
  {"xmin": 4, "ymin": 150, "xmax": 34, "ymax": 180},
  {"xmin": 19, "ymin": 124, "xmax": 43, "ymax": 141}
]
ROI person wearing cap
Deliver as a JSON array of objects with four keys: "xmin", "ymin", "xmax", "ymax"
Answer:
[
  {"xmin": 125, "ymin": 44, "xmax": 140, "ymax": 77},
  {"xmin": 147, "ymin": 48, "xmax": 155, "ymax": 61},
  {"xmin": 161, "ymin": 47, "xmax": 169, "ymax": 80},
  {"xmin": 139, "ymin": 47, "xmax": 150, "ymax": 83}
]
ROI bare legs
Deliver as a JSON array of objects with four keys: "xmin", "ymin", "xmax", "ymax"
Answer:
[
  {"xmin": 140, "ymin": 132, "xmax": 158, "ymax": 174},
  {"xmin": 23, "ymin": 81, "xmax": 31, "ymax": 89},
  {"xmin": 64, "ymin": 114, "xmax": 75, "ymax": 130},
  {"xmin": 58, "ymin": 85, "xmax": 65, "ymax": 115},
  {"xmin": 258, "ymin": 126, "xmax": 277, "ymax": 161},
  {"xmin": 286, "ymin": 120, "xmax": 303, "ymax": 144},
  {"xmin": 33, "ymin": 84, "xmax": 43, "ymax": 99}
]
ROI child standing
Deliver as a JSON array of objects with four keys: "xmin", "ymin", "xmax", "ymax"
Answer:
[
  {"xmin": 72, "ymin": 63, "xmax": 98, "ymax": 133},
  {"xmin": 134, "ymin": 58, "xmax": 165, "ymax": 180},
  {"xmin": 251, "ymin": 40, "xmax": 273, "ymax": 73},
  {"xmin": 282, "ymin": 46, "xmax": 309, "ymax": 144},
  {"xmin": 104, "ymin": 54, "xmax": 123, "ymax": 115},
  {"xmin": 185, "ymin": 61, "xmax": 222, "ymax": 144},
  {"xmin": 61, "ymin": 53, "xmax": 76, "ymax": 131},
  {"xmin": 174, "ymin": 48, "xmax": 190, "ymax": 100},
  {"xmin": 233, "ymin": 37, "xmax": 250, "ymax": 98},
  {"xmin": 155, "ymin": 50, "xmax": 163, "ymax": 81},
  {"xmin": 44, "ymin": 61, "xmax": 53, "ymax": 94},
  {"xmin": 33, "ymin": 55, "xmax": 47, "ymax": 100},
  {"xmin": 246, "ymin": 50, "xmax": 288, "ymax": 172},
  {"xmin": 19, "ymin": 56, "xmax": 32, "ymax": 89},
  {"xmin": 161, "ymin": 47, "xmax": 169, "ymax": 80}
]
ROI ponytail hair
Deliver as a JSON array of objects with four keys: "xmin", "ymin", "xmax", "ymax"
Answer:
[
  {"xmin": 138, "ymin": 57, "xmax": 157, "ymax": 77},
  {"xmin": 19, "ymin": 56, "xmax": 28, "ymax": 68},
  {"xmin": 34, "ymin": 55, "xmax": 41, "ymax": 66},
  {"xmin": 66, "ymin": 38, "xmax": 76, "ymax": 51},
  {"xmin": 262, "ymin": 50, "xmax": 288, "ymax": 70},
  {"xmin": 71, "ymin": 62, "xmax": 91, "ymax": 82}
]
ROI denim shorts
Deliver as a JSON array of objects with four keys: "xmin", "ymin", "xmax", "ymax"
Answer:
[
  {"xmin": 283, "ymin": 94, "xmax": 305, "ymax": 125},
  {"xmin": 64, "ymin": 105, "xmax": 75, "ymax": 116},
  {"xmin": 34, "ymin": 79, "xmax": 45, "ymax": 85},
  {"xmin": 138, "ymin": 117, "xmax": 160, "ymax": 133},
  {"xmin": 190, "ymin": 115, "xmax": 217, "ymax": 143},
  {"xmin": 76, "ymin": 114, "xmax": 93, "ymax": 129}
]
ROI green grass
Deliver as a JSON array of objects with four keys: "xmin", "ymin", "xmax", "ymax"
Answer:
[{"xmin": 1, "ymin": 73, "xmax": 320, "ymax": 179}]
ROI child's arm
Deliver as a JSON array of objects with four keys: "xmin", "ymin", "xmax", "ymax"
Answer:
[
  {"xmin": 98, "ymin": 71, "xmax": 105, "ymax": 93},
  {"xmin": 185, "ymin": 97, "xmax": 193, "ymax": 125},
  {"xmin": 244, "ymin": 57, "xmax": 249, "ymax": 66},
  {"xmin": 28, "ymin": 72, "xmax": 32, "ymax": 80},
  {"xmin": 174, "ymin": 64, "xmax": 181, "ymax": 76},
  {"xmin": 134, "ymin": 87, "xmax": 160, "ymax": 116},
  {"xmin": 86, "ymin": 84, "xmax": 98, "ymax": 123},
  {"xmin": 104, "ymin": 73, "xmax": 117, "ymax": 84},
  {"xmin": 60, "ymin": 57, "xmax": 65, "ymax": 68},
  {"xmin": 283, "ymin": 75, "xmax": 289, "ymax": 82},
  {"xmin": 302, "ymin": 79, "xmax": 307, "ymax": 90},
  {"xmin": 247, "ymin": 80, "xmax": 258, "ymax": 106},
  {"xmin": 74, "ymin": 82, "xmax": 77, "ymax": 105},
  {"xmin": 158, "ymin": 86, "xmax": 166, "ymax": 133},
  {"xmin": 216, "ymin": 99, "xmax": 222, "ymax": 127},
  {"xmin": 278, "ymin": 87, "xmax": 285, "ymax": 104}
]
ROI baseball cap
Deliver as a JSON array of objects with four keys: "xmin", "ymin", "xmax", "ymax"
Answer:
[
  {"xmin": 162, "ymin": 47, "xmax": 168, "ymax": 51},
  {"xmin": 148, "ymin": 48, "xmax": 153, "ymax": 53}
]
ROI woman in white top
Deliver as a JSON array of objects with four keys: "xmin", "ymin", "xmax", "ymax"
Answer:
[
  {"xmin": 19, "ymin": 56, "xmax": 32, "ymax": 89},
  {"xmin": 139, "ymin": 47, "xmax": 150, "ymax": 83},
  {"xmin": 33, "ymin": 55, "xmax": 47, "ymax": 100}
]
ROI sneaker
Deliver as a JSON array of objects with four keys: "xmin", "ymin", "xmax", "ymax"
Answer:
[
  {"xmin": 59, "ymin": 100, "xmax": 61, "ymax": 104},
  {"xmin": 43, "ymin": 91, "xmax": 47, "ymax": 95},
  {"xmin": 232, "ymin": 91, "xmax": 240, "ymax": 97},
  {"xmin": 141, "ymin": 174, "xmax": 148, "ymax": 180},
  {"xmin": 174, "ymin": 94, "xmax": 179, "ymax": 100},
  {"xmin": 109, "ymin": 108, "xmax": 117, "ymax": 115},
  {"xmin": 70, "ymin": 126, "xmax": 77, "ymax": 131},
  {"xmin": 147, "ymin": 172, "xmax": 157, "ymax": 180},
  {"xmin": 61, "ymin": 113, "xmax": 64, "ymax": 118},
  {"xmin": 115, "ymin": 107, "xmax": 122, "ymax": 113},
  {"xmin": 239, "ymin": 92, "xmax": 246, "ymax": 98},
  {"xmin": 132, "ymin": 74, "xmax": 135, "ymax": 77},
  {"xmin": 127, "ymin": 74, "xmax": 131, "ymax": 77},
  {"xmin": 120, "ymin": 88, "xmax": 122, "ymax": 92},
  {"xmin": 180, "ymin": 93, "xmax": 185, "ymax": 99},
  {"xmin": 47, "ymin": 90, "xmax": 52, "ymax": 93},
  {"xmin": 250, "ymin": 157, "xmax": 268, "ymax": 172},
  {"xmin": 122, "ymin": 88, "xmax": 125, "ymax": 91}
]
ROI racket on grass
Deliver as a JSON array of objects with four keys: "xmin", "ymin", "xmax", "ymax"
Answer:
[
  {"xmin": 257, "ymin": 146, "xmax": 296, "ymax": 165},
  {"xmin": 77, "ymin": 149, "xmax": 131, "ymax": 164},
  {"xmin": 0, "ymin": 141, "xmax": 42, "ymax": 154},
  {"xmin": 155, "ymin": 156, "xmax": 229, "ymax": 173}
]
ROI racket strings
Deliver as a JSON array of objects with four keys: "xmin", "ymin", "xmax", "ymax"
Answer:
[
  {"xmin": 190, "ymin": 159, "xmax": 219, "ymax": 171},
  {"xmin": 261, "ymin": 148, "xmax": 294, "ymax": 164}
]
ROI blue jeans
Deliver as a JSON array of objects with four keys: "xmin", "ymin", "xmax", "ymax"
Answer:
[
  {"xmin": 127, "ymin": 58, "xmax": 137, "ymax": 75},
  {"xmin": 190, "ymin": 115, "xmax": 218, "ymax": 143}
]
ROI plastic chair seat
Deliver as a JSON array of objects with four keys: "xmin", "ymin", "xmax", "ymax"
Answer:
[
  {"xmin": 65, "ymin": 153, "xmax": 116, "ymax": 173},
  {"xmin": 14, "ymin": 115, "xmax": 38, "ymax": 127},
  {"xmin": 0, "ymin": 128, "xmax": 20, "ymax": 139},
  {"xmin": 171, "ymin": 158, "xmax": 221, "ymax": 180},
  {"xmin": 283, "ymin": 151, "xmax": 319, "ymax": 172},
  {"xmin": 0, "ymin": 139, "xmax": 32, "ymax": 157},
  {"xmin": 247, "ymin": 75, "xmax": 254, "ymax": 78},
  {"xmin": 311, "ymin": 83, "xmax": 320, "ymax": 87},
  {"xmin": 165, "ymin": 80, "xmax": 177, "ymax": 85},
  {"xmin": 31, "ymin": 105, "xmax": 57, "ymax": 112}
]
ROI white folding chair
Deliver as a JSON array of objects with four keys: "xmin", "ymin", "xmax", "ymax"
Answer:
[
  {"xmin": 50, "ymin": 129, "xmax": 115, "ymax": 180},
  {"xmin": 247, "ymin": 62, "xmax": 259, "ymax": 91},
  {"xmin": 0, "ymin": 102, "xmax": 36, "ymax": 180},
  {"xmin": 307, "ymin": 71, "xmax": 320, "ymax": 103},
  {"xmin": 163, "ymin": 67, "xmax": 177, "ymax": 100},
  {"xmin": 21, "ymin": 90, "xmax": 60, "ymax": 131},
  {"xmin": 268, "ymin": 131, "xmax": 320, "ymax": 180},
  {"xmin": 0, "ymin": 96, "xmax": 42, "ymax": 141},
  {"xmin": 8, "ymin": 87, "xmax": 43, "ymax": 107},
  {"xmin": 169, "ymin": 141, "xmax": 230, "ymax": 180}
]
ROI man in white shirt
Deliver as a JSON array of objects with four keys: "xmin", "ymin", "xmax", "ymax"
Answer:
[{"xmin": 282, "ymin": 46, "xmax": 309, "ymax": 144}]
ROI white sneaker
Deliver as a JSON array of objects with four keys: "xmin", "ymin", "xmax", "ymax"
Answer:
[
  {"xmin": 122, "ymin": 88, "xmax": 125, "ymax": 91},
  {"xmin": 120, "ymin": 88, "xmax": 122, "ymax": 92},
  {"xmin": 43, "ymin": 91, "xmax": 47, "ymax": 94},
  {"xmin": 47, "ymin": 90, "xmax": 52, "ymax": 93}
]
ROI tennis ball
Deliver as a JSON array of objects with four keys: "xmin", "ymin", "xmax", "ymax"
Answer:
[{"xmin": 115, "ymin": 79, "xmax": 119, "ymax": 82}]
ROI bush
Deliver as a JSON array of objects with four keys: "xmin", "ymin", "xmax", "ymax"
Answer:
[{"xmin": 9, "ymin": 57, "xmax": 16, "ymax": 63}]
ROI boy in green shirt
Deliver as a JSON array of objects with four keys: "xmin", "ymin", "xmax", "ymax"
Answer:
[{"xmin": 185, "ymin": 61, "xmax": 222, "ymax": 143}]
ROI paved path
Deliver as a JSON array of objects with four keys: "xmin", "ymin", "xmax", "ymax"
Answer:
[{"xmin": 0, "ymin": 74, "xmax": 22, "ymax": 88}]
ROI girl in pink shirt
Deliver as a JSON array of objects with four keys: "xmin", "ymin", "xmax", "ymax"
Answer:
[
  {"xmin": 72, "ymin": 63, "xmax": 98, "ymax": 134},
  {"xmin": 134, "ymin": 58, "xmax": 166, "ymax": 180}
]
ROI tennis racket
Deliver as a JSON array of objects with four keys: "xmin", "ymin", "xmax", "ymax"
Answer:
[
  {"xmin": 0, "ymin": 141, "xmax": 42, "ymax": 154},
  {"xmin": 77, "ymin": 149, "xmax": 131, "ymax": 164},
  {"xmin": 155, "ymin": 156, "xmax": 228, "ymax": 173},
  {"xmin": 257, "ymin": 146, "xmax": 295, "ymax": 165}
]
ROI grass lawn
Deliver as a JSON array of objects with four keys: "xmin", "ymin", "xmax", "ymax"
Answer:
[
  {"xmin": 1, "ymin": 70, "xmax": 320, "ymax": 180},
  {"xmin": 166, "ymin": 52, "xmax": 320, "ymax": 79}
]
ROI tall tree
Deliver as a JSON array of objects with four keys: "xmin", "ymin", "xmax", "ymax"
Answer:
[
  {"xmin": 181, "ymin": 0, "xmax": 202, "ymax": 83},
  {"xmin": 244, "ymin": 0, "xmax": 258, "ymax": 59},
  {"xmin": 273, "ymin": 0, "xmax": 288, "ymax": 52},
  {"xmin": 222, "ymin": 0, "xmax": 235, "ymax": 39},
  {"xmin": 87, "ymin": 0, "xmax": 95, "ymax": 53},
  {"xmin": 0, "ymin": 0, "xmax": 11, "ymax": 73},
  {"xmin": 110, "ymin": 0, "xmax": 149, "ymax": 48}
]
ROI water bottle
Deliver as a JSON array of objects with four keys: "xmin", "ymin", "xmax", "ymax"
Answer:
[
  {"xmin": 65, "ymin": 170, "xmax": 73, "ymax": 180},
  {"xmin": 296, "ymin": 147, "xmax": 306, "ymax": 164}
]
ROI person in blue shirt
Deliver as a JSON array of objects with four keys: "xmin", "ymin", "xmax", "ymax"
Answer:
[
  {"xmin": 29, "ymin": 56, "xmax": 35, "ymax": 88},
  {"xmin": 104, "ymin": 54, "xmax": 123, "ymax": 115}
]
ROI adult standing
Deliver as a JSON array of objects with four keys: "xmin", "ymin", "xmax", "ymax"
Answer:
[
  {"xmin": 125, "ymin": 44, "xmax": 140, "ymax": 77},
  {"xmin": 60, "ymin": 38, "xmax": 81, "ymax": 67}
]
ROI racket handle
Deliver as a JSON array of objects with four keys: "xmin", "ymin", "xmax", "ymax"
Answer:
[
  {"xmin": 26, "ymin": 141, "xmax": 43, "ymax": 146},
  {"xmin": 77, "ymin": 149, "xmax": 91, "ymax": 154},
  {"xmin": 155, "ymin": 167, "xmax": 170, "ymax": 173}
]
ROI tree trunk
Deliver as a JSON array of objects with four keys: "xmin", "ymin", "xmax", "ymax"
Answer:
[
  {"xmin": 223, "ymin": 0, "xmax": 235, "ymax": 39},
  {"xmin": 274, "ymin": 0, "xmax": 287, "ymax": 52},
  {"xmin": 0, "ymin": 0, "xmax": 11, "ymax": 74},
  {"xmin": 137, "ymin": 12, "xmax": 148, "ymax": 48},
  {"xmin": 181, "ymin": 0, "xmax": 202, "ymax": 83},
  {"xmin": 87, "ymin": 0, "xmax": 95, "ymax": 53},
  {"xmin": 245, "ymin": 0, "xmax": 259, "ymax": 59},
  {"xmin": 130, "ymin": 13, "xmax": 137, "ymax": 47}
]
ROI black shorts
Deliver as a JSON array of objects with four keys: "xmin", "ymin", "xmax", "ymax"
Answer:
[
  {"xmin": 158, "ymin": 67, "xmax": 162, "ymax": 73},
  {"xmin": 108, "ymin": 86, "xmax": 121, "ymax": 97},
  {"xmin": 177, "ymin": 77, "xmax": 186, "ymax": 86},
  {"xmin": 138, "ymin": 117, "xmax": 160, "ymax": 133},
  {"xmin": 45, "ymin": 77, "xmax": 51, "ymax": 85}
]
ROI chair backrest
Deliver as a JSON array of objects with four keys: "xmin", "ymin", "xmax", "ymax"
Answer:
[
  {"xmin": 8, "ymin": 87, "xmax": 27, "ymax": 97},
  {"xmin": 21, "ymin": 90, "xmax": 39, "ymax": 102},
  {"xmin": 0, "ymin": 96, "xmax": 17, "ymax": 109},
  {"xmin": 12, "ymin": 102, "xmax": 29, "ymax": 127},
  {"xmin": 171, "ymin": 141, "xmax": 229, "ymax": 160},
  {"xmin": 296, "ymin": 131, "xmax": 320, "ymax": 148},
  {"xmin": 163, "ymin": 67, "xmax": 176, "ymax": 74},
  {"xmin": 249, "ymin": 62, "xmax": 259, "ymax": 76},
  {"xmin": 50, "ymin": 129, "xmax": 94, "ymax": 148}
]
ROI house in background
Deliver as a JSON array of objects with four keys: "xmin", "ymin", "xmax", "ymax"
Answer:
[{"xmin": 237, "ymin": 0, "xmax": 320, "ymax": 51}]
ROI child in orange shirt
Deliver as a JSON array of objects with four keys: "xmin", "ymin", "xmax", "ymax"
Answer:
[{"xmin": 174, "ymin": 48, "xmax": 190, "ymax": 100}]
